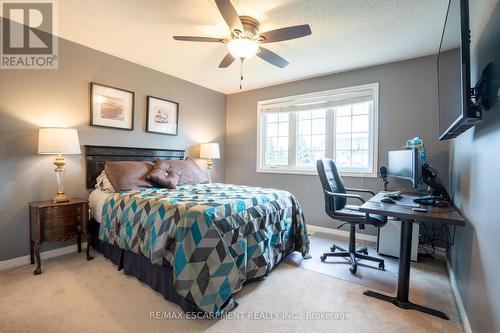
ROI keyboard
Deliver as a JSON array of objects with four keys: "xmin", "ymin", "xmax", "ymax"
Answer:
[{"xmin": 384, "ymin": 191, "xmax": 402, "ymax": 199}]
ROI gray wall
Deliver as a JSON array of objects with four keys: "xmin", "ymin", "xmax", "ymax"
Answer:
[
  {"xmin": 225, "ymin": 55, "xmax": 449, "ymax": 235},
  {"xmin": 0, "ymin": 34, "xmax": 226, "ymax": 261},
  {"xmin": 448, "ymin": 1, "xmax": 500, "ymax": 332}
]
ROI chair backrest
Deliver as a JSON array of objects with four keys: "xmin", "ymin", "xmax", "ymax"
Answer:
[{"xmin": 316, "ymin": 159, "xmax": 347, "ymax": 212}]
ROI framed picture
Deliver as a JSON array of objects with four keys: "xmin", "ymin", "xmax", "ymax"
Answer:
[
  {"xmin": 146, "ymin": 96, "xmax": 179, "ymax": 135},
  {"xmin": 90, "ymin": 82, "xmax": 134, "ymax": 130}
]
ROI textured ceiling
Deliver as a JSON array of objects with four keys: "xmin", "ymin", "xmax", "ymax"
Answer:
[{"xmin": 53, "ymin": 0, "xmax": 449, "ymax": 94}]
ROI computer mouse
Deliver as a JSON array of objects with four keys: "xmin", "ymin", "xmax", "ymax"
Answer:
[{"xmin": 381, "ymin": 197, "xmax": 396, "ymax": 204}]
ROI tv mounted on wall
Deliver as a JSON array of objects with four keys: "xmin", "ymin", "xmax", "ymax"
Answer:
[{"xmin": 437, "ymin": 0, "xmax": 482, "ymax": 140}]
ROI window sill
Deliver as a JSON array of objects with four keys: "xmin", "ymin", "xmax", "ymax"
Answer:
[{"xmin": 256, "ymin": 167, "xmax": 378, "ymax": 178}]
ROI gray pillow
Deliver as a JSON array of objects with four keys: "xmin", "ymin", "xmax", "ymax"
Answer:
[
  {"xmin": 146, "ymin": 160, "xmax": 181, "ymax": 189},
  {"xmin": 155, "ymin": 158, "xmax": 208, "ymax": 185},
  {"xmin": 104, "ymin": 161, "xmax": 154, "ymax": 192}
]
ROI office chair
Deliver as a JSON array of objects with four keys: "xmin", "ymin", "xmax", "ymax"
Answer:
[{"xmin": 316, "ymin": 159, "xmax": 387, "ymax": 274}]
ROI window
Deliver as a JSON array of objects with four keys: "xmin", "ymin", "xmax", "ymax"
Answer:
[
  {"xmin": 264, "ymin": 113, "xmax": 289, "ymax": 166},
  {"xmin": 334, "ymin": 102, "xmax": 371, "ymax": 170},
  {"xmin": 257, "ymin": 83, "xmax": 378, "ymax": 177},
  {"xmin": 297, "ymin": 110, "xmax": 326, "ymax": 167}
]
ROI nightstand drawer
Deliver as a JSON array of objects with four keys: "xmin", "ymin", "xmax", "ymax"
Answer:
[
  {"xmin": 42, "ymin": 214, "xmax": 81, "ymax": 227},
  {"xmin": 43, "ymin": 223, "xmax": 81, "ymax": 240},
  {"xmin": 42, "ymin": 205, "xmax": 82, "ymax": 218}
]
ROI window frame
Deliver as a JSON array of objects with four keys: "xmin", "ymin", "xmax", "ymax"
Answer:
[{"xmin": 256, "ymin": 83, "xmax": 379, "ymax": 178}]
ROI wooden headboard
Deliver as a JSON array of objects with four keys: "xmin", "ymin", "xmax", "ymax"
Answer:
[{"xmin": 84, "ymin": 145, "xmax": 185, "ymax": 189}]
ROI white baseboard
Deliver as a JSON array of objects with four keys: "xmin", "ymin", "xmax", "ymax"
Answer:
[
  {"xmin": 307, "ymin": 224, "xmax": 378, "ymax": 242},
  {"xmin": 446, "ymin": 259, "xmax": 472, "ymax": 333},
  {"xmin": 0, "ymin": 242, "xmax": 87, "ymax": 271}
]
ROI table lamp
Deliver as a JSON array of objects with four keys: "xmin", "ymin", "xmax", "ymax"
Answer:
[
  {"xmin": 199, "ymin": 143, "xmax": 220, "ymax": 183},
  {"xmin": 38, "ymin": 128, "xmax": 81, "ymax": 203}
]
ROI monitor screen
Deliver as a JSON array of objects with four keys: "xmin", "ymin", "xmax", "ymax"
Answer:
[{"xmin": 387, "ymin": 149, "xmax": 420, "ymax": 187}]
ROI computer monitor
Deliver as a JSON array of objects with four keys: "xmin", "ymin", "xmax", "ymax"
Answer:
[{"xmin": 387, "ymin": 148, "xmax": 421, "ymax": 188}]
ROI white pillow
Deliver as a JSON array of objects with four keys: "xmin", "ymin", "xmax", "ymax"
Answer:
[{"xmin": 95, "ymin": 171, "xmax": 116, "ymax": 193}]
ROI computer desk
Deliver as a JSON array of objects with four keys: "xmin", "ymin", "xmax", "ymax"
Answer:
[{"xmin": 359, "ymin": 192, "xmax": 465, "ymax": 319}]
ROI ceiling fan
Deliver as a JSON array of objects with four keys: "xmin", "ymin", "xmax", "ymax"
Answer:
[{"xmin": 173, "ymin": 0, "xmax": 312, "ymax": 89}]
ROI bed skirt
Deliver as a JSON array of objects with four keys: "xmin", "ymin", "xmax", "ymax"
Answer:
[{"xmin": 89, "ymin": 219, "xmax": 202, "ymax": 313}]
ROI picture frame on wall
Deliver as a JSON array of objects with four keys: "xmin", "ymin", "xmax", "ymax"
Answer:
[
  {"xmin": 146, "ymin": 96, "xmax": 179, "ymax": 136},
  {"xmin": 90, "ymin": 82, "xmax": 135, "ymax": 130}
]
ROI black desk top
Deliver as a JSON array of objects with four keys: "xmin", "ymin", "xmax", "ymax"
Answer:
[{"xmin": 359, "ymin": 192, "xmax": 465, "ymax": 226}]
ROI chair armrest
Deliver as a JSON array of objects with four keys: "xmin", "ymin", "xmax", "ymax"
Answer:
[
  {"xmin": 324, "ymin": 190, "xmax": 366, "ymax": 203},
  {"xmin": 345, "ymin": 188, "xmax": 375, "ymax": 196}
]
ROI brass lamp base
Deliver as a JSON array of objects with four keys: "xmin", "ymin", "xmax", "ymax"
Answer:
[
  {"xmin": 52, "ymin": 154, "xmax": 70, "ymax": 203},
  {"xmin": 52, "ymin": 192, "xmax": 70, "ymax": 203},
  {"xmin": 206, "ymin": 158, "xmax": 213, "ymax": 183}
]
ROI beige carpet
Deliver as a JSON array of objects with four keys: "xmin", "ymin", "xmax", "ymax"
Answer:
[
  {"xmin": 0, "ymin": 236, "xmax": 463, "ymax": 333},
  {"xmin": 285, "ymin": 232, "xmax": 398, "ymax": 292}
]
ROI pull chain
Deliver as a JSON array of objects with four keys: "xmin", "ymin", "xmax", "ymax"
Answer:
[{"xmin": 240, "ymin": 58, "xmax": 244, "ymax": 90}]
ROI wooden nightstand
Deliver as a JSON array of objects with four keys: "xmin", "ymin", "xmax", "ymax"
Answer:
[{"xmin": 29, "ymin": 198, "xmax": 93, "ymax": 275}]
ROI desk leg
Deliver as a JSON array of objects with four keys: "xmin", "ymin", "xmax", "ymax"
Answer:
[
  {"xmin": 363, "ymin": 219, "xmax": 449, "ymax": 320},
  {"xmin": 397, "ymin": 219, "xmax": 412, "ymax": 302}
]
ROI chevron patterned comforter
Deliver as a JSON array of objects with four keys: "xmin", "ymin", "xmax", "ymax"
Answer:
[{"xmin": 98, "ymin": 183, "xmax": 309, "ymax": 314}]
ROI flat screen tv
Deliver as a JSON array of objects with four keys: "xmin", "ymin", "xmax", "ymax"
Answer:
[{"xmin": 437, "ymin": 0, "xmax": 481, "ymax": 140}]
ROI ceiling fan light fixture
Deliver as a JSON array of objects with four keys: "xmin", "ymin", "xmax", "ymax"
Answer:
[{"xmin": 227, "ymin": 38, "xmax": 259, "ymax": 60}]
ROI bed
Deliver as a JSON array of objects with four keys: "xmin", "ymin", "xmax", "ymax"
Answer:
[{"xmin": 85, "ymin": 145, "xmax": 310, "ymax": 315}]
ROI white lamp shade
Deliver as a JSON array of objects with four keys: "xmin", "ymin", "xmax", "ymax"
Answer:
[
  {"xmin": 200, "ymin": 143, "xmax": 220, "ymax": 159},
  {"xmin": 38, "ymin": 128, "xmax": 81, "ymax": 154}
]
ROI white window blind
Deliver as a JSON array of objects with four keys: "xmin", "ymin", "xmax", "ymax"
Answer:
[{"xmin": 257, "ymin": 83, "xmax": 379, "ymax": 176}]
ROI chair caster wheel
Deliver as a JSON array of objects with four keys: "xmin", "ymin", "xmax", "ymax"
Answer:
[
  {"xmin": 320, "ymin": 255, "xmax": 326, "ymax": 262},
  {"xmin": 350, "ymin": 265, "xmax": 357, "ymax": 274},
  {"xmin": 356, "ymin": 248, "xmax": 368, "ymax": 255},
  {"xmin": 330, "ymin": 246, "xmax": 336, "ymax": 252},
  {"xmin": 379, "ymin": 262, "xmax": 385, "ymax": 270}
]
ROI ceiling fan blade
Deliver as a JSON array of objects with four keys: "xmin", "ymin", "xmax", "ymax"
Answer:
[
  {"xmin": 219, "ymin": 53, "xmax": 235, "ymax": 68},
  {"xmin": 173, "ymin": 36, "xmax": 226, "ymax": 43},
  {"xmin": 257, "ymin": 47, "xmax": 289, "ymax": 68},
  {"xmin": 259, "ymin": 24, "xmax": 312, "ymax": 43},
  {"xmin": 215, "ymin": 0, "xmax": 244, "ymax": 33}
]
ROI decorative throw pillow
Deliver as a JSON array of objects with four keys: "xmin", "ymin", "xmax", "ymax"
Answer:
[
  {"xmin": 161, "ymin": 158, "xmax": 209, "ymax": 185},
  {"xmin": 104, "ymin": 161, "xmax": 154, "ymax": 192},
  {"xmin": 95, "ymin": 170, "xmax": 116, "ymax": 193},
  {"xmin": 146, "ymin": 160, "xmax": 181, "ymax": 189}
]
